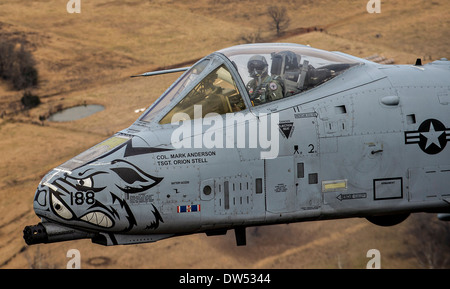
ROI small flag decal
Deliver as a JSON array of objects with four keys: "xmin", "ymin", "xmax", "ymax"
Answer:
[{"xmin": 177, "ymin": 204, "xmax": 201, "ymax": 213}]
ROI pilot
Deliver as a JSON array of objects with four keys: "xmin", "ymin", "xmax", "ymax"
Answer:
[{"xmin": 246, "ymin": 55, "xmax": 284, "ymax": 105}]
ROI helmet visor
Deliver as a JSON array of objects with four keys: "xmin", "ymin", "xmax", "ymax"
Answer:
[{"xmin": 247, "ymin": 60, "xmax": 267, "ymax": 71}]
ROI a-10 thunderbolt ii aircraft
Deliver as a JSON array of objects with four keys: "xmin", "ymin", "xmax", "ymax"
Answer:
[{"xmin": 24, "ymin": 43, "xmax": 450, "ymax": 246}]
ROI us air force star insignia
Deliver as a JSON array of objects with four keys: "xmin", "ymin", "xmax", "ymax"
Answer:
[{"xmin": 404, "ymin": 119, "xmax": 450, "ymax": 154}]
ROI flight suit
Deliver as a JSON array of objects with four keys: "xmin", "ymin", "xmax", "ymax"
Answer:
[{"xmin": 246, "ymin": 75, "xmax": 284, "ymax": 105}]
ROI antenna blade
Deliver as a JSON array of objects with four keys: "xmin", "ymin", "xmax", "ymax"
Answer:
[{"xmin": 131, "ymin": 67, "xmax": 190, "ymax": 78}]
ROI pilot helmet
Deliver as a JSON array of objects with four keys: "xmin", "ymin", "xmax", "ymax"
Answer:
[{"xmin": 247, "ymin": 55, "xmax": 268, "ymax": 78}]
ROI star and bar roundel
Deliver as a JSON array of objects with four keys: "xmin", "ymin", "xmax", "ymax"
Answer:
[{"xmin": 405, "ymin": 119, "xmax": 450, "ymax": 155}]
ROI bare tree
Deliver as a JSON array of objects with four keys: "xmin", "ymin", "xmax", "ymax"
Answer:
[
  {"xmin": 0, "ymin": 39, "xmax": 38, "ymax": 90},
  {"xmin": 267, "ymin": 6, "xmax": 290, "ymax": 37}
]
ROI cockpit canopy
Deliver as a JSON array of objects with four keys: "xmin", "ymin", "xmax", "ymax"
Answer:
[{"xmin": 139, "ymin": 43, "xmax": 361, "ymax": 124}]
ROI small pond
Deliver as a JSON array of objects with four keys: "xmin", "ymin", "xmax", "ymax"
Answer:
[{"xmin": 48, "ymin": 104, "xmax": 105, "ymax": 122}]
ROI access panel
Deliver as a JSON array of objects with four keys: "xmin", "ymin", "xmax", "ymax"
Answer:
[{"xmin": 265, "ymin": 156, "xmax": 296, "ymax": 213}]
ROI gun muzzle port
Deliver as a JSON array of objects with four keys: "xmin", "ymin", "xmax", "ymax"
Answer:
[
  {"xmin": 23, "ymin": 223, "xmax": 48, "ymax": 245},
  {"xmin": 23, "ymin": 222, "xmax": 94, "ymax": 245}
]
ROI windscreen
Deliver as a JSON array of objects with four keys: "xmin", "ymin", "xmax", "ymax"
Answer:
[
  {"xmin": 139, "ymin": 59, "xmax": 210, "ymax": 123},
  {"xmin": 159, "ymin": 65, "xmax": 245, "ymax": 124}
]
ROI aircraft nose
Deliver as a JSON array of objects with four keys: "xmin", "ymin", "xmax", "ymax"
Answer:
[
  {"xmin": 25, "ymin": 170, "xmax": 96, "ymax": 245},
  {"xmin": 33, "ymin": 168, "xmax": 117, "ymax": 229},
  {"xmin": 33, "ymin": 169, "xmax": 74, "ymax": 221}
]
